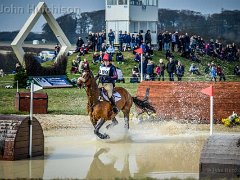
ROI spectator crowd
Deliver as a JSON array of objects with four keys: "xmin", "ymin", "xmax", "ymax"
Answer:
[{"xmin": 70, "ymin": 29, "xmax": 240, "ymax": 83}]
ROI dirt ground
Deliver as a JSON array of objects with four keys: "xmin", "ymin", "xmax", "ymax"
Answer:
[{"xmin": 34, "ymin": 114, "xmax": 93, "ymax": 137}]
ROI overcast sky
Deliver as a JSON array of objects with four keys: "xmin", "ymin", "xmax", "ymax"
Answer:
[{"xmin": 0, "ymin": 0, "xmax": 240, "ymax": 32}]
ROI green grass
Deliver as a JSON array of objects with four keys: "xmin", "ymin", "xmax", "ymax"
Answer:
[{"xmin": 0, "ymin": 50, "xmax": 239, "ymax": 115}]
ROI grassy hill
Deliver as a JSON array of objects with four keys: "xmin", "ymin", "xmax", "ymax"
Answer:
[{"xmin": 0, "ymin": 50, "xmax": 239, "ymax": 115}]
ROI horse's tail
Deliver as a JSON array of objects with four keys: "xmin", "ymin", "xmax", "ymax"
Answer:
[{"xmin": 132, "ymin": 97, "xmax": 156, "ymax": 114}]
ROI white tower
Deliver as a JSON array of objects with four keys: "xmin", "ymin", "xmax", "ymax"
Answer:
[{"xmin": 105, "ymin": 0, "xmax": 158, "ymax": 44}]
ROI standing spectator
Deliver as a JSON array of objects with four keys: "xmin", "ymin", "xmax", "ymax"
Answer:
[
  {"xmin": 97, "ymin": 33, "xmax": 104, "ymax": 51},
  {"xmin": 124, "ymin": 33, "xmax": 131, "ymax": 51},
  {"xmin": 108, "ymin": 29, "xmax": 115, "ymax": 46},
  {"xmin": 216, "ymin": 64, "xmax": 226, "ymax": 81},
  {"xmin": 171, "ymin": 32, "xmax": 177, "ymax": 52},
  {"xmin": 155, "ymin": 65, "xmax": 161, "ymax": 81},
  {"xmin": 210, "ymin": 63, "xmax": 217, "ymax": 82},
  {"xmin": 131, "ymin": 34, "xmax": 136, "ymax": 50},
  {"xmin": 167, "ymin": 58, "xmax": 175, "ymax": 81},
  {"xmin": 139, "ymin": 31, "xmax": 144, "ymax": 45},
  {"xmin": 145, "ymin": 30, "xmax": 152, "ymax": 45},
  {"xmin": 136, "ymin": 34, "xmax": 141, "ymax": 47},
  {"xmin": 204, "ymin": 63, "xmax": 211, "ymax": 78},
  {"xmin": 102, "ymin": 30, "xmax": 106, "ymax": 43},
  {"xmin": 175, "ymin": 31, "xmax": 180, "ymax": 52},
  {"xmin": 139, "ymin": 57, "xmax": 148, "ymax": 80},
  {"xmin": 159, "ymin": 59, "xmax": 166, "ymax": 81},
  {"xmin": 87, "ymin": 32, "xmax": 95, "ymax": 51},
  {"xmin": 118, "ymin": 30, "xmax": 124, "ymax": 51},
  {"xmin": 175, "ymin": 61, "xmax": 185, "ymax": 81},
  {"xmin": 146, "ymin": 60, "xmax": 155, "ymax": 81},
  {"xmin": 184, "ymin": 33, "xmax": 190, "ymax": 52},
  {"xmin": 163, "ymin": 31, "xmax": 171, "ymax": 51},
  {"xmin": 157, "ymin": 32, "xmax": 163, "ymax": 51}
]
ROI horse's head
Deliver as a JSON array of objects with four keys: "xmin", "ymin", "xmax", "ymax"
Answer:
[{"xmin": 77, "ymin": 68, "xmax": 94, "ymax": 89}]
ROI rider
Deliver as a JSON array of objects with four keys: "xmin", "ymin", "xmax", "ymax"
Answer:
[{"xmin": 96, "ymin": 53, "xmax": 119, "ymax": 113}]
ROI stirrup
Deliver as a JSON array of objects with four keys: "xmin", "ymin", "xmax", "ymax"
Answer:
[{"xmin": 112, "ymin": 106, "xmax": 119, "ymax": 113}]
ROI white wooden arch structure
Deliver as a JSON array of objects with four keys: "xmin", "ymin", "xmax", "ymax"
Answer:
[{"xmin": 11, "ymin": 2, "xmax": 71, "ymax": 66}]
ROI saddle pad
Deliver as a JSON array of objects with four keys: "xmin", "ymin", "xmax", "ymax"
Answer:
[{"xmin": 102, "ymin": 91, "xmax": 121, "ymax": 102}]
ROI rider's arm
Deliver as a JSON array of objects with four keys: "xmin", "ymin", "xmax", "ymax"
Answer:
[{"xmin": 110, "ymin": 66, "xmax": 118, "ymax": 80}]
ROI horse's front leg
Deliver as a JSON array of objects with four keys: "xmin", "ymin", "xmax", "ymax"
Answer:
[
  {"xmin": 94, "ymin": 119, "xmax": 110, "ymax": 139},
  {"xmin": 106, "ymin": 117, "xmax": 118, "ymax": 129},
  {"xmin": 124, "ymin": 113, "xmax": 130, "ymax": 129}
]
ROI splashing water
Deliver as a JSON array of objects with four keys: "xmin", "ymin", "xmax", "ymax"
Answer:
[{"xmin": 1, "ymin": 115, "xmax": 238, "ymax": 180}]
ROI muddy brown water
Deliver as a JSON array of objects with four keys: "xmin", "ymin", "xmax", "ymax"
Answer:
[{"xmin": 0, "ymin": 118, "xmax": 238, "ymax": 179}]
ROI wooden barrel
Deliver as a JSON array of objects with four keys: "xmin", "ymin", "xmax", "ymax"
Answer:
[
  {"xmin": 0, "ymin": 115, "xmax": 44, "ymax": 161},
  {"xmin": 136, "ymin": 82, "xmax": 240, "ymax": 122},
  {"xmin": 199, "ymin": 135, "xmax": 240, "ymax": 179}
]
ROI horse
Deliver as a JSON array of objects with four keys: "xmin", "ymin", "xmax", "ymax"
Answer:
[{"xmin": 77, "ymin": 66, "xmax": 155, "ymax": 139}]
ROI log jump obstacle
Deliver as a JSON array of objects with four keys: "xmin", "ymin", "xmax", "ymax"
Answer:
[{"xmin": 0, "ymin": 115, "xmax": 44, "ymax": 161}]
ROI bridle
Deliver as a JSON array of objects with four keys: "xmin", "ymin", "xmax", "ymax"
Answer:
[
  {"xmin": 77, "ymin": 70, "xmax": 91, "ymax": 89},
  {"xmin": 77, "ymin": 70, "xmax": 97, "ymax": 112}
]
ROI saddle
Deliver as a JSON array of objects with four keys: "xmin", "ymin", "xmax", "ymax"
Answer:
[{"xmin": 99, "ymin": 88, "xmax": 121, "ymax": 102}]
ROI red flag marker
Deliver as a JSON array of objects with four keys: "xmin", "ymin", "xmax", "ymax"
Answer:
[
  {"xmin": 134, "ymin": 47, "xmax": 143, "ymax": 54},
  {"xmin": 201, "ymin": 85, "xmax": 214, "ymax": 96},
  {"xmin": 201, "ymin": 85, "xmax": 214, "ymax": 135}
]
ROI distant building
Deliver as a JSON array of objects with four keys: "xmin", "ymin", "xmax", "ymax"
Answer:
[{"xmin": 105, "ymin": 0, "xmax": 158, "ymax": 44}]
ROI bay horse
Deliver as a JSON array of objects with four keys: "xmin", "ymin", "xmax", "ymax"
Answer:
[{"xmin": 77, "ymin": 66, "xmax": 155, "ymax": 139}]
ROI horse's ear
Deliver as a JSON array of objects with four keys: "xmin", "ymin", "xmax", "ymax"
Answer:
[{"xmin": 83, "ymin": 63, "xmax": 90, "ymax": 70}]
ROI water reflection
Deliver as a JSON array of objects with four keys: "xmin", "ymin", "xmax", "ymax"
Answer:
[
  {"xmin": 86, "ymin": 148, "xmax": 131, "ymax": 179},
  {"xmin": 0, "ymin": 156, "xmax": 44, "ymax": 179}
]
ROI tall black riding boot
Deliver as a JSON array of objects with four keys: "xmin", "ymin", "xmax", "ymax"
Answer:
[{"xmin": 109, "ymin": 96, "xmax": 119, "ymax": 113}]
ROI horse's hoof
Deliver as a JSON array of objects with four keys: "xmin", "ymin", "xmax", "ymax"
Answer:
[
  {"xmin": 106, "ymin": 124, "xmax": 111, "ymax": 129},
  {"xmin": 104, "ymin": 133, "xmax": 110, "ymax": 139},
  {"xmin": 124, "ymin": 124, "xmax": 129, "ymax": 129}
]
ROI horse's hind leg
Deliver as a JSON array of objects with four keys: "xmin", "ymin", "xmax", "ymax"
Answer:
[
  {"xmin": 94, "ymin": 119, "xmax": 110, "ymax": 139},
  {"xmin": 123, "ymin": 111, "xmax": 130, "ymax": 129},
  {"xmin": 106, "ymin": 117, "xmax": 118, "ymax": 129}
]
